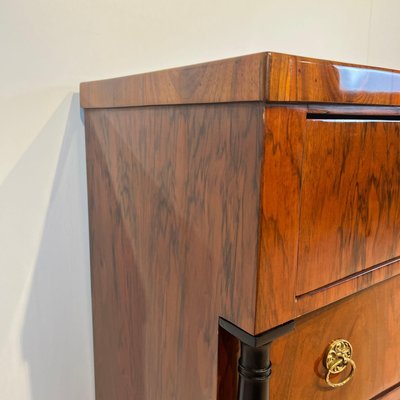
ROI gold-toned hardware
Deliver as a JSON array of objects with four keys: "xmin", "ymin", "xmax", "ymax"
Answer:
[{"xmin": 324, "ymin": 339, "xmax": 356, "ymax": 388}]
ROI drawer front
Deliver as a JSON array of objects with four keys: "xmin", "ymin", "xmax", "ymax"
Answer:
[
  {"xmin": 296, "ymin": 118, "xmax": 400, "ymax": 295},
  {"xmin": 270, "ymin": 275, "xmax": 400, "ymax": 400}
]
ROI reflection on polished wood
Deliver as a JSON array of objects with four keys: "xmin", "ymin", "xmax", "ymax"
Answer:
[
  {"xmin": 267, "ymin": 53, "xmax": 400, "ymax": 105},
  {"xmin": 84, "ymin": 103, "xmax": 265, "ymax": 399},
  {"xmin": 297, "ymin": 117, "xmax": 400, "ymax": 295},
  {"xmin": 255, "ymin": 107, "xmax": 305, "ymax": 332},
  {"xmin": 255, "ymin": 105, "xmax": 400, "ymax": 333},
  {"xmin": 81, "ymin": 52, "xmax": 400, "ymax": 400},
  {"xmin": 80, "ymin": 52, "xmax": 400, "ymax": 108},
  {"xmin": 270, "ymin": 276, "xmax": 400, "ymax": 400},
  {"xmin": 80, "ymin": 53, "xmax": 267, "ymax": 108}
]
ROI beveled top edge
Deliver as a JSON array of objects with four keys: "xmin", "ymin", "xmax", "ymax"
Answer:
[
  {"xmin": 80, "ymin": 52, "xmax": 267, "ymax": 109},
  {"xmin": 80, "ymin": 52, "xmax": 400, "ymax": 109}
]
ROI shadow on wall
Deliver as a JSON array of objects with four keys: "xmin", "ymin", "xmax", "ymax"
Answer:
[{"xmin": 19, "ymin": 93, "xmax": 94, "ymax": 400}]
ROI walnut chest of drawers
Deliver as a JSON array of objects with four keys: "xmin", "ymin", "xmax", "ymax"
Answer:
[{"xmin": 80, "ymin": 52, "xmax": 400, "ymax": 400}]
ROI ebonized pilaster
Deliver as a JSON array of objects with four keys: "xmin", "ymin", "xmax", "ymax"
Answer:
[{"xmin": 219, "ymin": 318, "xmax": 295, "ymax": 400}]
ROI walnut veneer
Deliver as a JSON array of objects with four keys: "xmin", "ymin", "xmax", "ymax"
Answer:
[{"xmin": 81, "ymin": 52, "xmax": 400, "ymax": 400}]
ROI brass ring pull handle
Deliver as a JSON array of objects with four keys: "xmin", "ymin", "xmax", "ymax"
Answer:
[
  {"xmin": 324, "ymin": 339, "xmax": 356, "ymax": 388},
  {"xmin": 325, "ymin": 357, "xmax": 356, "ymax": 388}
]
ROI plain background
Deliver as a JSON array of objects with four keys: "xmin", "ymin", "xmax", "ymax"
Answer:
[{"xmin": 1, "ymin": 0, "xmax": 400, "ymax": 398}]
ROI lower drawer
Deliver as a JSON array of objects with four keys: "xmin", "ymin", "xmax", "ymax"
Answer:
[{"xmin": 270, "ymin": 275, "xmax": 400, "ymax": 399}]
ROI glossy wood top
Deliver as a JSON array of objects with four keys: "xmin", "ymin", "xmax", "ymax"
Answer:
[
  {"xmin": 80, "ymin": 52, "xmax": 400, "ymax": 108},
  {"xmin": 80, "ymin": 53, "xmax": 266, "ymax": 108},
  {"xmin": 267, "ymin": 53, "xmax": 400, "ymax": 105}
]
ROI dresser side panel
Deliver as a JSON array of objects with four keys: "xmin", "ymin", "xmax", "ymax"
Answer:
[{"xmin": 84, "ymin": 103, "xmax": 264, "ymax": 400}]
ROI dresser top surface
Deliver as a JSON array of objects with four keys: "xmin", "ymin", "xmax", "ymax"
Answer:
[{"xmin": 80, "ymin": 52, "xmax": 400, "ymax": 109}]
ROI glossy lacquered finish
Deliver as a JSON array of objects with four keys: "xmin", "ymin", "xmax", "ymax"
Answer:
[
  {"xmin": 267, "ymin": 53, "xmax": 400, "ymax": 105},
  {"xmin": 297, "ymin": 117, "xmax": 400, "ymax": 295},
  {"xmin": 220, "ymin": 276, "xmax": 400, "ymax": 400},
  {"xmin": 255, "ymin": 106, "xmax": 400, "ymax": 333},
  {"xmin": 80, "ymin": 52, "xmax": 400, "ymax": 108},
  {"xmin": 80, "ymin": 53, "xmax": 267, "ymax": 108},
  {"xmin": 81, "ymin": 52, "xmax": 400, "ymax": 400},
  {"xmin": 84, "ymin": 103, "xmax": 265, "ymax": 399},
  {"xmin": 255, "ymin": 107, "xmax": 305, "ymax": 332},
  {"xmin": 270, "ymin": 275, "xmax": 400, "ymax": 400}
]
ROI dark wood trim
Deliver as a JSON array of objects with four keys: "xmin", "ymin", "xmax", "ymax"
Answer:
[
  {"xmin": 238, "ymin": 343, "xmax": 271, "ymax": 400},
  {"xmin": 220, "ymin": 318, "xmax": 295, "ymax": 400},
  {"xmin": 219, "ymin": 318, "xmax": 295, "ymax": 348}
]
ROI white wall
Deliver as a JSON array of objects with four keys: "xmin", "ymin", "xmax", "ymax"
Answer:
[{"xmin": 1, "ymin": 0, "xmax": 399, "ymax": 398}]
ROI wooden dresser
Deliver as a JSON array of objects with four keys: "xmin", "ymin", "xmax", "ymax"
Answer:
[{"xmin": 80, "ymin": 52, "xmax": 400, "ymax": 400}]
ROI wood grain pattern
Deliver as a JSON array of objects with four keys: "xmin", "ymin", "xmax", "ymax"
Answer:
[
  {"xmin": 84, "ymin": 103, "xmax": 265, "ymax": 400},
  {"xmin": 296, "ymin": 118, "xmax": 400, "ymax": 295},
  {"xmin": 256, "ymin": 106, "xmax": 400, "ymax": 331},
  {"xmin": 80, "ymin": 53, "xmax": 266, "ymax": 108},
  {"xmin": 270, "ymin": 275, "xmax": 400, "ymax": 400},
  {"xmin": 267, "ymin": 53, "xmax": 400, "ymax": 105},
  {"xmin": 255, "ymin": 107, "xmax": 305, "ymax": 333},
  {"xmin": 81, "ymin": 52, "xmax": 400, "ymax": 399},
  {"xmin": 213, "ymin": 275, "xmax": 400, "ymax": 400},
  {"xmin": 80, "ymin": 52, "xmax": 400, "ymax": 109}
]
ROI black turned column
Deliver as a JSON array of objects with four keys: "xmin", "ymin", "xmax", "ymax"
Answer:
[
  {"xmin": 219, "ymin": 318, "xmax": 295, "ymax": 400},
  {"xmin": 238, "ymin": 342, "xmax": 271, "ymax": 400}
]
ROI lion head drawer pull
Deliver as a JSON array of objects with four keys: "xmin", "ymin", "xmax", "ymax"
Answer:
[{"xmin": 324, "ymin": 339, "xmax": 356, "ymax": 388}]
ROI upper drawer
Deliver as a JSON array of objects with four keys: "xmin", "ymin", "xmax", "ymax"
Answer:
[
  {"xmin": 296, "ymin": 116, "xmax": 400, "ymax": 295},
  {"xmin": 256, "ymin": 107, "xmax": 400, "ymax": 333}
]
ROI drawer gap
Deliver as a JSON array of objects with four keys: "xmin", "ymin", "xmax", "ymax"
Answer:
[
  {"xmin": 296, "ymin": 256, "xmax": 400, "ymax": 299},
  {"xmin": 307, "ymin": 113, "xmax": 400, "ymax": 121},
  {"xmin": 370, "ymin": 382, "xmax": 400, "ymax": 399}
]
